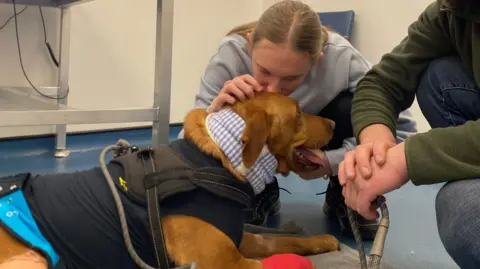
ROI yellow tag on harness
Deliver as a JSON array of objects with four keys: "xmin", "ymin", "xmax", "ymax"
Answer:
[{"xmin": 119, "ymin": 177, "xmax": 128, "ymax": 191}]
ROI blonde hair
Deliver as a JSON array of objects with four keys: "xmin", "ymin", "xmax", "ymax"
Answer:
[{"xmin": 227, "ymin": 0, "xmax": 328, "ymax": 63}]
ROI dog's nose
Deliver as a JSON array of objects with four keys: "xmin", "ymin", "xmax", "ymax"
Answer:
[{"xmin": 328, "ymin": 119, "xmax": 336, "ymax": 130}]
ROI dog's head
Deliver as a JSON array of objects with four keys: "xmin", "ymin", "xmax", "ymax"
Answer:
[{"xmin": 229, "ymin": 92, "xmax": 334, "ymax": 176}]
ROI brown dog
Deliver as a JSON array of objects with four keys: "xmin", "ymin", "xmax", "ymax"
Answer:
[{"xmin": 0, "ymin": 92, "xmax": 339, "ymax": 269}]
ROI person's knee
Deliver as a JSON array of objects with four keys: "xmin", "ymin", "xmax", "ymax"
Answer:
[
  {"xmin": 424, "ymin": 56, "xmax": 463, "ymax": 77},
  {"xmin": 318, "ymin": 91, "xmax": 352, "ymax": 122},
  {"xmin": 318, "ymin": 91, "xmax": 353, "ymax": 149},
  {"xmin": 415, "ymin": 56, "xmax": 477, "ymax": 128},
  {"xmin": 331, "ymin": 91, "xmax": 353, "ymax": 118},
  {"xmin": 436, "ymin": 180, "xmax": 480, "ymax": 269},
  {"xmin": 416, "ymin": 57, "xmax": 461, "ymax": 107},
  {"xmin": 416, "ymin": 55, "xmax": 474, "ymax": 104}
]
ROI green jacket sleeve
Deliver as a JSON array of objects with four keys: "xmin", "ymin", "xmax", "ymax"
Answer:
[
  {"xmin": 351, "ymin": 1, "xmax": 480, "ymax": 185},
  {"xmin": 351, "ymin": 1, "xmax": 455, "ymax": 138},
  {"xmin": 406, "ymin": 120, "xmax": 480, "ymax": 185}
]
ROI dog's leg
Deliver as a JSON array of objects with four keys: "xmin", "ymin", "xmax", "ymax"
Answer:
[
  {"xmin": 0, "ymin": 227, "xmax": 47, "ymax": 269},
  {"xmin": 0, "ymin": 251, "xmax": 48, "ymax": 269},
  {"xmin": 162, "ymin": 215, "xmax": 263, "ymax": 269},
  {"xmin": 239, "ymin": 232, "xmax": 340, "ymax": 258}
]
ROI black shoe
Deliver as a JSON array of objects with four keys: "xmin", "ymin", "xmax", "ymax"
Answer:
[
  {"xmin": 244, "ymin": 177, "xmax": 281, "ymax": 226},
  {"xmin": 323, "ymin": 176, "xmax": 379, "ymax": 240}
]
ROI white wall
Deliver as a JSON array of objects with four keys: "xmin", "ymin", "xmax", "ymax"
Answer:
[
  {"xmin": 0, "ymin": 0, "xmax": 433, "ymax": 139},
  {"xmin": 0, "ymin": 0, "xmax": 262, "ymax": 138},
  {"xmin": 304, "ymin": 0, "xmax": 433, "ymax": 133}
]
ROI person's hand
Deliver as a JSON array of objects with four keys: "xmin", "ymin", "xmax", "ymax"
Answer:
[
  {"xmin": 339, "ymin": 142, "xmax": 409, "ymax": 220},
  {"xmin": 297, "ymin": 150, "xmax": 333, "ymax": 180},
  {"xmin": 340, "ymin": 124, "xmax": 396, "ymax": 184},
  {"xmin": 209, "ymin": 75, "xmax": 264, "ymax": 113}
]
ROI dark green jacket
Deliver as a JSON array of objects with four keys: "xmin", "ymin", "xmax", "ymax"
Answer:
[{"xmin": 352, "ymin": 0, "xmax": 480, "ymax": 185}]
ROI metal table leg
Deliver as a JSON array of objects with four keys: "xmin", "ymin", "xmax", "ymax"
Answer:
[
  {"xmin": 54, "ymin": 7, "xmax": 71, "ymax": 158},
  {"xmin": 152, "ymin": 0, "xmax": 174, "ymax": 148},
  {"xmin": 0, "ymin": 0, "xmax": 173, "ymax": 152}
]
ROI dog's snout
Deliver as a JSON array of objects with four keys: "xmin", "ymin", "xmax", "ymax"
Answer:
[{"xmin": 328, "ymin": 119, "xmax": 336, "ymax": 130}]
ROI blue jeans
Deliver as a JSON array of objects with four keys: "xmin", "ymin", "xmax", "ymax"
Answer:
[{"xmin": 416, "ymin": 56, "xmax": 480, "ymax": 269}]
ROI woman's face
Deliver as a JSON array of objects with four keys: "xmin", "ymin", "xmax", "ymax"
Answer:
[{"xmin": 249, "ymin": 38, "xmax": 314, "ymax": 96}]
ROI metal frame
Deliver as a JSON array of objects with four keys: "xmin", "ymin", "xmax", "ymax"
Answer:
[
  {"xmin": 153, "ymin": 0, "xmax": 173, "ymax": 148},
  {"xmin": 0, "ymin": 0, "xmax": 94, "ymax": 8},
  {"xmin": 0, "ymin": 0, "xmax": 173, "ymax": 157},
  {"xmin": 55, "ymin": 6, "xmax": 70, "ymax": 157}
]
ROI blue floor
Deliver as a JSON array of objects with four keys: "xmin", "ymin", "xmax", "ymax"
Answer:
[{"xmin": 0, "ymin": 127, "xmax": 459, "ymax": 269}]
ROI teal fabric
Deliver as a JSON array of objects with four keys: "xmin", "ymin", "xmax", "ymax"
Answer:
[{"xmin": 0, "ymin": 190, "xmax": 59, "ymax": 266}]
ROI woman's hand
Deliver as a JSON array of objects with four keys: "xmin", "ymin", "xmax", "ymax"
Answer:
[{"xmin": 209, "ymin": 75, "xmax": 264, "ymax": 113}]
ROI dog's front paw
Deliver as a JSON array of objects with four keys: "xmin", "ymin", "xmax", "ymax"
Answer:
[{"xmin": 306, "ymin": 234, "xmax": 340, "ymax": 255}]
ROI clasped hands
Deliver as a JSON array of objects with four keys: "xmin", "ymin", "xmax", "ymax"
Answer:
[{"xmin": 338, "ymin": 125, "xmax": 410, "ymax": 220}]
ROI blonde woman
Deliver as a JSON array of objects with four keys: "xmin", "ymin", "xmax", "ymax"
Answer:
[{"xmin": 186, "ymin": 0, "xmax": 417, "ymax": 239}]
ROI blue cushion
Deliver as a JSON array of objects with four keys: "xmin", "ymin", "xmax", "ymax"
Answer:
[{"xmin": 317, "ymin": 10, "xmax": 355, "ymax": 40}]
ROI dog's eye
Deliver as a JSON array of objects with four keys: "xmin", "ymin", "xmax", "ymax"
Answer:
[{"xmin": 295, "ymin": 109, "xmax": 302, "ymax": 131}]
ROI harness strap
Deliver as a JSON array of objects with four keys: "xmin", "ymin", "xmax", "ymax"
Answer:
[
  {"xmin": 139, "ymin": 148, "xmax": 171, "ymax": 269},
  {"xmin": 0, "ymin": 173, "xmax": 30, "ymax": 197},
  {"xmin": 144, "ymin": 168, "xmax": 254, "ymax": 209},
  {"xmin": 109, "ymin": 141, "xmax": 257, "ymax": 269}
]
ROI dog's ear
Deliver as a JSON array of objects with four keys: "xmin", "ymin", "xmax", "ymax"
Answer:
[{"xmin": 241, "ymin": 108, "xmax": 271, "ymax": 169}]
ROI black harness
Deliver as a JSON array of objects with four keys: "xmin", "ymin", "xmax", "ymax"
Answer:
[
  {"xmin": 109, "ymin": 139, "xmax": 256, "ymax": 268},
  {"xmin": 0, "ymin": 173, "xmax": 29, "ymax": 197}
]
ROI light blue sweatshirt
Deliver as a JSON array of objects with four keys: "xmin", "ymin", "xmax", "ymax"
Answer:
[{"xmin": 181, "ymin": 31, "xmax": 417, "ymax": 176}]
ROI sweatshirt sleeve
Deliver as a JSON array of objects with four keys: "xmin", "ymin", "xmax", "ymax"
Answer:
[
  {"xmin": 351, "ymin": 1, "xmax": 455, "ymax": 140},
  {"xmin": 178, "ymin": 36, "xmax": 250, "ymax": 139},
  {"xmin": 194, "ymin": 37, "xmax": 251, "ymax": 109}
]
